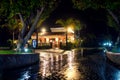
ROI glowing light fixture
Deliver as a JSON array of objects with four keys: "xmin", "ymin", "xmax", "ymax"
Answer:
[
  {"xmin": 67, "ymin": 27, "xmax": 74, "ymax": 33},
  {"xmin": 24, "ymin": 48, "xmax": 29, "ymax": 52},
  {"xmin": 41, "ymin": 28, "xmax": 46, "ymax": 33}
]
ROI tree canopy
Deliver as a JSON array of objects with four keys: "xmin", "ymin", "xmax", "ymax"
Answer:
[
  {"xmin": 0, "ymin": 0, "xmax": 60, "ymax": 51},
  {"xmin": 72, "ymin": 0, "xmax": 120, "ymax": 45},
  {"xmin": 72, "ymin": 0, "xmax": 120, "ymax": 10},
  {"xmin": 72, "ymin": 0, "xmax": 120, "ymax": 28},
  {"xmin": 56, "ymin": 18, "xmax": 83, "ymax": 31},
  {"xmin": 0, "ymin": 0, "xmax": 59, "ymax": 28}
]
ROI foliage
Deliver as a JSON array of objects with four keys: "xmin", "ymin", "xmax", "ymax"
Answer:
[
  {"xmin": 72, "ymin": 0, "xmax": 120, "ymax": 10},
  {"xmin": 72, "ymin": 0, "xmax": 120, "ymax": 30},
  {"xmin": 0, "ymin": 0, "xmax": 60, "ymax": 52},
  {"xmin": 37, "ymin": 45, "xmax": 51, "ymax": 49},
  {"xmin": 56, "ymin": 18, "xmax": 82, "ymax": 30},
  {"xmin": 56, "ymin": 18, "xmax": 84, "ymax": 48},
  {"xmin": 60, "ymin": 42, "xmax": 74, "ymax": 50},
  {"xmin": 0, "ymin": 0, "xmax": 59, "ymax": 29},
  {"xmin": 107, "ymin": 15, "xmax": 119, "ymax": 31},
  {"xmin": 72, "ymin": 0, "xmax": 120, "ymax": 48}
]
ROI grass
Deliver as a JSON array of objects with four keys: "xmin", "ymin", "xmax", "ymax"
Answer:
[{"xmin": 0, "ymin": 50, "xmax": 16, "ymax": 54}]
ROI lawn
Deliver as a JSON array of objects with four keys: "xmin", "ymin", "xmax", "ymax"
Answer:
[{"xmin": 0, "ymin": 50, "xmax": 16, "ymax": 54}]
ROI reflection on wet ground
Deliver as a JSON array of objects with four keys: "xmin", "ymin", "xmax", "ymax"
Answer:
[
  {"xmin": 37, "ymin": 49, "xmax": 120, "ymax": 80},
  {"xmin": 0, "ymin": 49, "xmax": 120, "ymax": 80},
  {"xmin": 1, "ymin": 63, "xmax": 39, "ymax": 80}
]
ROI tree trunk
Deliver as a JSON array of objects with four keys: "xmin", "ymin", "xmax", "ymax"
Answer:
[
  {"xmin": 17, "ymin": 13, "xmax": 26, "ymax": 52},
  {"xmin": 24, "ymin": 7, "xmax": 44, "ymax": 45},
  {"xmin": 107, "ymin": 9, "xmax": 120, "ymax": 46},
  {"xmin": 17, "ymin": 7, "xmax": 44, "ymax": 52}
]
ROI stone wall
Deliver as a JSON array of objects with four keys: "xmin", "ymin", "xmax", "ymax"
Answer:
[{"xmin": 0, "ymin": 53, "xmax": 39, "ymax": 69}]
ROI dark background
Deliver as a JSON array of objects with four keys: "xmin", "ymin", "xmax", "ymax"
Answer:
[{"xmin": 0, "ymin": 0, "xmax": 118, "ymax": 47}]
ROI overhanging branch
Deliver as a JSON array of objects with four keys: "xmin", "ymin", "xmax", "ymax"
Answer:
[{"xmin": 24, "ymin": 7, "xmax": 44, "ymax": 43}]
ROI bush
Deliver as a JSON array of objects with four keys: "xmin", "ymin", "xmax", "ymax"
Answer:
[
  {"xmin": 60, "ymin": 42, "xmax": 74, "ymax": 50},
  {"xmin": 37, "ymin": 45, "xmax": 51, "ymax": 49}
]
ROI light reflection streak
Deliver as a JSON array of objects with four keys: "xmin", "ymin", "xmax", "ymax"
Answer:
[
  {"xmin": 67, "ymin": 51, "xmax": 74, "ymax": 69},
  {"xmin": 50, "ymin": 54, "xmax": 53, "ymax": 72},
  {"xmin": 63, "ymin": 50, "xmax": 82, "ymax": 80},
  {"xmin": 40, "ymin": 53, "xmax": 50, "ymax": 77},
  {"xmin": 19, "ymin": 71, "xmax": 30, "ymax": 80},
  {"xmin": 60, "ymin": 50, "xmax": 81, "ymax": 80},
  {"xmin": 55, "ymin": 54, "xmax": 59, "ymax": 71},
  {"xmin": 116, "ymin": 70, "xmax": 120, "ymax": 80},
  {"xmin": 60, "ymin": 54, "xmax": 63, "ymax": 69},
  {"xmin": 42, "ymin": 60, "xmax": 47, "ymax": 77},
  {"xmin": 40, "ymin": 52, "xmax": 65, "ymax": 78},
  {"xmin": 56, "ymin": 55, "xmax": 59, "ymax": 61},
  {"xmin": 65, "ymin": 66, "xmax": 81, "ymax": 80}
]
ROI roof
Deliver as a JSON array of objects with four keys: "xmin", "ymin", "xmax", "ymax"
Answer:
[
  {"xmin": 38, "ymin": 32, "xmax": 65, "ymax": 36},
  {"xmin": 50, "ymin": 27, "xmax": 66, "ymax": 32}
]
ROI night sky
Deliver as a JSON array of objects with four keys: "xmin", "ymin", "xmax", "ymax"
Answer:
[
  {"xmin": 0, "ymin": 0, "xmax": 118, "ymax": 46},
  {"xmin": 44, "ymin": 0, "xmax": 117, "ymax": 38},
  {"xmin": 42, "ymin": 0, "xmax": 117, "ymax": 41}
]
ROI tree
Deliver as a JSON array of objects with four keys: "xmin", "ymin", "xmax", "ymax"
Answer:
[
  {"xmin": 56, "ymin": 18, "xmax": 83, "ymax": 48},
  {"xmin": 0, "ymin": 0, "xmax": 60, "ymax": 52},
  {"xmin": 72, "ymin": 0, "xmax": 120, "ymax": 46}
]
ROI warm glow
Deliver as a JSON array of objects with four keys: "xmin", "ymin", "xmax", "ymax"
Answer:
[
  {"xmin": 50, "ymin": 40, "xmax": 52, "ymax": 42},
  {"xmin": 72, "ymin": 37, "xmax": 74, "ymax": 41},
  {"xmin": 27, "ymin": 40, "xmax": 30, "ymax": 43},
  {"xmin": 67, "ymin": 27, "xmax": 74, "ymax": 33},
  {"xmin": 68, "ymin": 51, "xmax": 74, "ymax": 69},
  {"xmin": 13, "ymin": 40, "xmax": 17, "ymax": 44},
  {"xmin": 46, "ymin": 38, "xmax": 49, "ymax": 43},
  {"xmin": 60, "ymin": 40, "xmax": 62, "ymax": 42},
  {"xmin": 41, "ymin": 28, "xmax": 46, "ymax": 33},
  {"xmin": 65, "ymin": 67, "xmax": 81, "ymax": 80},
  {"xmin": 40, "ymin": 53, "xmax": 50, "ymax": 77},
  {"xmin": 63, "ymin": 50, "xmax": 82, "ymax": 80},
  {"xmin": 56, "ymin": 38, "xmax": 58, "ymax": 42}
]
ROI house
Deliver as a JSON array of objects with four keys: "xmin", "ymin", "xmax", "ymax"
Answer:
[{"xmin": 31, "ymin": 27, "xmax": 74, "ymax": 49}]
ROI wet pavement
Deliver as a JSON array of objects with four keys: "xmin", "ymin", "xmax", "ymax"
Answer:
[
  {"xmin": 36, "ymin": 49, "xmax": 120, "ymax": 80},
  {"xmin": 1, "ymin": 49, "xmax": 120, "ymax": 80}
]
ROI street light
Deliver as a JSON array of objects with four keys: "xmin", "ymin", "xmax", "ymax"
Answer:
[
  {"xmin": 67, "ymin": 27, "xmax": 74, "ymax": 33},
  {"xmin": 41, "ymin": 28, "xmax": 46, "ymax": 34}
]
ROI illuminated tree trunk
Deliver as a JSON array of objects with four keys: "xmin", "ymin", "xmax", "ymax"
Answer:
[{"xmin": 17, "ymin": 7, "xmax": 44, "ymax": 52}]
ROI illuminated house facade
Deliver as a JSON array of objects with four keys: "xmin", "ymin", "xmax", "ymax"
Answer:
[{"xmin": 31, "ymin": 27, "xmax": 74, "ymax": 48}]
